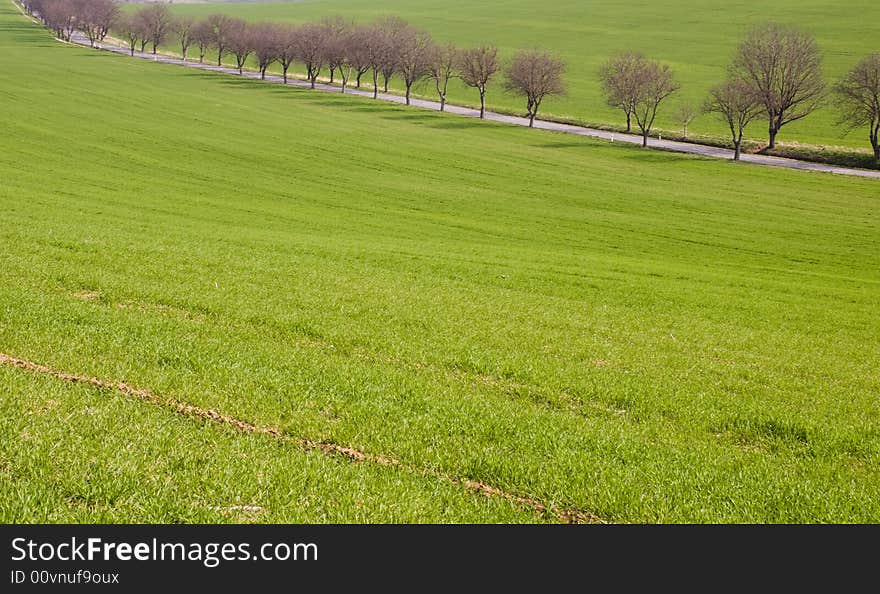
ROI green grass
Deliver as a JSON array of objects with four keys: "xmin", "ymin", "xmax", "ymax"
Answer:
[
  {"xmin": 2, "ymin": 1, "xmax": 880, "ymax": 523},
  {"xmin": 0, "ymin": 368, "xmax": 538, "ymax": 522},
  {"xmin": 150, "ymin": 0, "xmax": 880, "ymax": 153}
]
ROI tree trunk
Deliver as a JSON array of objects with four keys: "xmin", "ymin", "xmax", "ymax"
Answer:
[
  {"xmin": 372, "ymin": 71, "xmax": 379, "ymax": 99},
  {"xmin": 872, "ymin": 130, "xmax": 879, "ymax": 164},
  {"xmin": 356, "ymin": 72, "xmax": 362, "ymax": 88},
  {"xmin": 405, "ymin": 84, "xmax": 411, "ymax": 105},
  {"xmin": 642, "ymin": 129, "xmax": 648, "ymax": 147},
  {"xmin": 329, "ymin": 67, "xmax": 335, "ymax": 83},
  {"xmin": 152, "ymin": 42, "xmax": 157, "ymax": 55},
  {"xmin": 182, "ymin": 47, "xmax": 187, "ymax": 62},
  {"xmin": 217, "ymin": 54, "xmax": 222, "ymax": 67},
  {"xmin": 768, "ymin": 126, "xmax": 778, "ymax": 149},
  {"xmin": 440, "ymin": 96, "xmax": 446, "ymax": 112},
  {"xmin": 261, "ymin": 67, "xmax": 266, "ymax": 80},
  {"xmin": 734, "ymin": 140, "xmax": 742, "ymax": 161},
  {"xmin": 310, "ymin": 75, "xmax": 316, "ymax": 89},
  {"xmin": 626, "ymin": 112, "xmax": 631, "ymax": 133},
  {"xmin": 479, "ymin": 90, "xmax": 486, "ymax": 119}
]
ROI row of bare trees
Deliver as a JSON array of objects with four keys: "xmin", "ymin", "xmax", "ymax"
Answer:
[
  {"xmin": 601, "ymin": 23, "xmax": 880, "ymax": 162},
  {"xmin": 21, "ymin": 0, "xmax": 566, "ymax": 125},
  {"xmin": 20, "ymin": 0, "xmax": 880, "ymax": 162},
  {"xmin": 23, "ymin": 0, "xmax": 118, "ymax": 45},
  {"xmin": 153, "ymin": 13, "xmax": 567, "ymax": 125}
]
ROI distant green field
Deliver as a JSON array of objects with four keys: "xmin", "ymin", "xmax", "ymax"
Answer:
[
  {"xmin": 150, "ymin": 0, "xmax": 880, "ymax": 151},
  {"xmin": 2, "ymin": 1, "xmax": 880, "ymax": 522}
]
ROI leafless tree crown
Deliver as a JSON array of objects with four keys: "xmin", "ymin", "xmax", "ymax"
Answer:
[
  {"xmin": 599, "ymin": 52, "xmax": 646, "ymax": 133},
  {"xmin": 504, "ymin": 49, "xmax": 566, "ymax": 127},
  {"xmin": 135, "ymin": 3, "xmax": 172, "ymax": 55},
  {"xmin": 631, "ymin": 60, "xmax": 679, "ymax": 146},
  {"xmin": 834, "ymin": 54, "xmax": 880, "ymax": 162},
  {"xmin": 251, "ymin": 23, "xmax": 280, "ymax": 79},
  {"xmin": 396, "ymin": 26, "xmax": 433, "ymax": 105},
  {"xmin": 458, "ymin": 46, "xmax": 499, "ymax": 118},
  {"xmin": 704, "ymin": 78, "xmax": 764, "ymax": 160},
  {"xmin": 732, "ymin": 23, "xmax": 825, "ymax": 148},
  {"xmin": 173, "ymin": 15, "xmax": 195, "ymax": 61},
  {"xmin": 295, "ymin": 22, "xmax": 326, "ymax": 88},
  {"xmin": 428, "ymin": 43, "xmax": 459, "ymax": 111}
]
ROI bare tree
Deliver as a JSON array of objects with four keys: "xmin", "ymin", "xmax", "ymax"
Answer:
[
  {"xmin": 136, "ymin": 3, "xmax": 172, "ymax": 55},
  {"xmin": 116, "ymin": 13, "xmax": 141, "ymax": 56},
  {"xmin": 396, "ymin": 27, "xmax": 433, "ymax": 105},
  {"xmin": 632, "ymin": 60, "xmax": 679, "ymax": 147},
  {"xmin": 504, "ymin": 49, "xmax": 566, "ymax": 127},
  {"xmin": 43, "ymin": 0, "xmax": 76, "ymax": 42},
  {"xmin": 227, "ymin": 21, "xmax": 254, "ymax": 75},
  {"xmin": 347, "ymin": 26, "xmax": 372, "ymax": 89},
  {"xmin": 132, "ymin": 8, "xmax": 150, "ymax": 52},
  {"xmin": 732, "ymin": 23, "xmax": 825, "ymax": 149},
  {"xmin": 333, "ymin": 30, "xmax": 356, "ymax": 92},
  {"xmin": 458, "ymin": 45, "xmax": 499, "ymax": 119},
  {"xmin": 675, "ymin": 102, "xmax": 698, "ymax": 140},
  {"xmin": 834, "ymin": 54, "xmax": 880, "ymax": 164},
  {"xmin": 205, "ymin": 13, "xmax": 239, "ymax": 67},
  {"xmin": 364, "ymin": 24, "xmax": 386, "ymax": 98},
  {"xmin": 77, "ymin": 0, "xmax": 119, "ymax": 47},
  {"xmin": 429, "ymin": 43, "xmax": 458, "ymax": 112},
  {"xmin": 322, "ymin": 19, "xmax": 351, "ymax": 88},
  {"xmin": 192, "ymin": 20, "xmax": 212, "ymax": 64},
  {"xmin": 174, "ymin": 15, "xmax": 195, "ymax": 62},
  {"xmin": 276, "ymin": 25, "xmax": 298, "ymax": 84},
  {"xmin": 295, "ymin": 22, "xmax": 326, "ymax": 89},
  {"xmin": 376, "ymin": 16, "xmax": 408, "ymax": 92},
  {"xmin": 21, "ymin": 0, "xmax": 40, "ymax": 17},
  {"xmin": 320, "ymin": 15, "xmax": 348, "ymax": 84},
  {"xmin": 704, "ymin": 78, "xmax": 764, "ymax": 160},
  {"xmin": 252, "ymin": 23, "xmax": 280, "ymax": 80},
  {"xmin": 599, "ymin": 52, "xmax": 645, "ymax": 133}
]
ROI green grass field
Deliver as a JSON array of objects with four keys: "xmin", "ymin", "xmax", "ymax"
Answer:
[
  {"xmin": 151, "ymin": 0, "xmax": 880, "ymax": 152},
  {"xmin": 2, "ymin": 0, "xmax": 880, "ymax": 523}
]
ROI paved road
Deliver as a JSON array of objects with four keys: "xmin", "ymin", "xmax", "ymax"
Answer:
[{"xmin": 72, "ymin": 32, "xmax": 880, "ymax": 180}]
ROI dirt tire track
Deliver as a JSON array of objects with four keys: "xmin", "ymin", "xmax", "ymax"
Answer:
[{"xmin": 0, "ymin": 352, "xmax": 606, "ymax": 524}]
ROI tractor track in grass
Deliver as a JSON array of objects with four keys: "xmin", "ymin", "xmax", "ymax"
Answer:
[{"xmin": 0, "ymin": 352, "xmax": 607, "ymax": 524}]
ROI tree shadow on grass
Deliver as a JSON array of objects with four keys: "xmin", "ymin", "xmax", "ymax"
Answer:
[
  {"xmin": 379, "ymin": 112, "xmax": 439, "ymax": 123},
  {"xmin": 340, "ymin": 103, "xmax": 399, "ymax": 113},
  {"xmin": 425, "ymin": 120, "xmax": 483, "ymax": 130},
  {"xmin": 537, "ymin": 140, "xmax": 706, "ymax": 165},
  {"xmin": 617, "ymin": 147, "xmax": 707, "ymax": 164}
]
